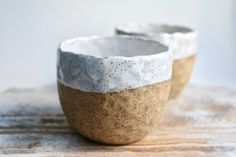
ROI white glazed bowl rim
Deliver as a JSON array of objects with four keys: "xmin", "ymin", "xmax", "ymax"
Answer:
[
  {"xmin": 58, "ymin": 35, "xmax": 171, "ymax": 59},
  {"xmin": 115, "ymin": 23, "xmax": 195, "ymax": 36},
  {"xmin": 57, "ymin": 35, "xmax": 173, "ymax": 93}
]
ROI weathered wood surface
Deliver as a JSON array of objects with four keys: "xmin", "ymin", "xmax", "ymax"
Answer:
[{"xmin": 0, "ymin": 84, "xmax": 236, "ymax": 156}]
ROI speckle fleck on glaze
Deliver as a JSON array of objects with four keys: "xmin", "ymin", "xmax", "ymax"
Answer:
[
  {"xmin": 57, "ymin": 36, "xmax": 172, "ymax": 93},
  {"xmin": 115, "ymin": 23, "xmax": 197, "ymax": 60}
]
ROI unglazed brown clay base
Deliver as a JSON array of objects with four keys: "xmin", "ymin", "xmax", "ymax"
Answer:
[
  {"xmin": 169, "ymin": 54, "xmax": 196, "ymax": 99},
  {"xmin": 58, "ymin": 80, "xmax": 171, "ymax": 145}
]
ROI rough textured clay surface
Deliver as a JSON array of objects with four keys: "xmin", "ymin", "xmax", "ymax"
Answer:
[
  {"xmin": 57, "ymin": 36, "xmax": 173, "ymax": 144},
  {"xmin": 115, "ymin": 23, "xmax": 197, "ymax": 98},
  {"xmin": 170, "ymin": 54, "xmax": 196, "ymax": 99},
  {"xmin": 1, "ymin": 84, "xmax": 236, "ymax": 156},
  {"xmin": 58, "ymin": 80, "xmax": 171, "ymax": 145}
]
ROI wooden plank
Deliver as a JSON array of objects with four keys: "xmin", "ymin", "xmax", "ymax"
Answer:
[{"xmin": 0, "ymin": 84, "xmax": 236, "ymax": 156}]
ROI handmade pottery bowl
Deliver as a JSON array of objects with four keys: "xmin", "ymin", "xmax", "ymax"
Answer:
[
  {"xmin": 115, "ymin": 23, "xmax": 197, "ymax": 99},
  {"xmin": 57, "ymin": 36, "xmax": 173, "ymax": 145}
]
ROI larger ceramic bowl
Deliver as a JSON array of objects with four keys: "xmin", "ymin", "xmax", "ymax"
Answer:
[
  {"xmin": 57, "ymin": 35, "xmax": 173, "ymax": 145},
  {"xmin": 115, "ymin": 23, "xmax": 197, "ymax": 99}
]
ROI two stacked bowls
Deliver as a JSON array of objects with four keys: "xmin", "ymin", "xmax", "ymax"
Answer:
[{"xmin": 57, "ymin": 23, "xmax": 197, "ymax": 145}]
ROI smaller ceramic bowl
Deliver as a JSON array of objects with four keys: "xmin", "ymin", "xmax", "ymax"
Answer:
[
  {"xmin": 57, "ymin": 35, "xmax": 172, "ymax": 145},
  {"xmin": 115, "ymin": 23, "xmax": 197, "ymax": 99}
]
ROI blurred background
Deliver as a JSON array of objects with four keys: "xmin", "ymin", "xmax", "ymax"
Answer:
[{"xmin": 0, "ymin": 0, "xmax": 235, "ymax": 92}]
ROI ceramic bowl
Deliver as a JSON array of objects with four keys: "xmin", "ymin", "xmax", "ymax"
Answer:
[
  {"xmin": 57, "ymin": 36, "xmax": 172, "ymax": 145},
  {"xmin": 115, "ymin": 23, "xmax": 197, "ymax": 99}
]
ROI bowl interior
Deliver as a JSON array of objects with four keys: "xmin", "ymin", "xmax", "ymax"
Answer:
[
  {"xmin": 117, "ymin": 23, "xmax": 193, "ymax": 35},
  {"xmin": 60, "ymin": 36, "xmax": 168, "ymax": 58}
]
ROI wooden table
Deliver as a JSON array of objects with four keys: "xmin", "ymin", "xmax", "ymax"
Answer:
[{"xmin": 0, "ymin": 84, "xmax": 236, "ymax": 156}]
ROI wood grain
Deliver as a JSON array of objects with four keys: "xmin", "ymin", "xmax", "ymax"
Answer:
[{"xmin": 0, "ymin": 84, "xmax": 236, "ymax": 156}]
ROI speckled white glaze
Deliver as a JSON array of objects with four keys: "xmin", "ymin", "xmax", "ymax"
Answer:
[
  {"xmin": 57, "ymin": 36, "xmax": 173, "ymax": 93},
  {"xmin": 115, "ymin": 23, "xmax": 197, "ymax": 59}
]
